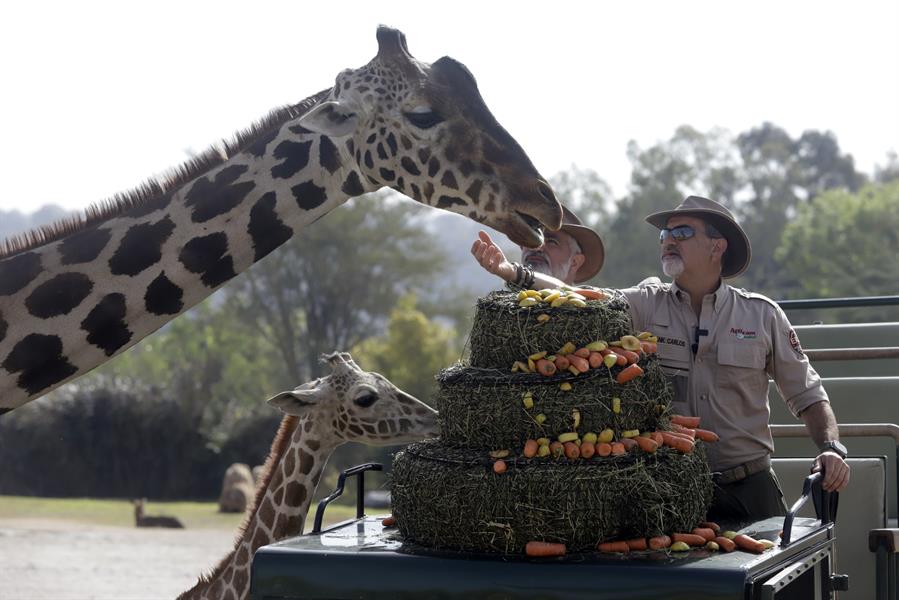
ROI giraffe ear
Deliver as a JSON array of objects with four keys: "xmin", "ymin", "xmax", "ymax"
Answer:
[
  {"xmin": 297, "ymin": 100, "xmax": 359, "ymax": 137},
  {"xmin": 267, "ymin": 388, "xmax": 320, "ymax": 416}
]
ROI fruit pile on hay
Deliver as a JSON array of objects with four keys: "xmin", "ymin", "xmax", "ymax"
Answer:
[
  {"xmin": 467, "ymin": 291, "xmax": 633, "ymax": 369},
  {"xmin": 435, "ymin": 356, "xmax": 673, "ymax": 449},
  {"xmin": 391, "ymin": 439, "xmax": 713, "ymax": 554}
]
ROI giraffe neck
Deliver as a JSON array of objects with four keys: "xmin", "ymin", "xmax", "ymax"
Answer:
[
  {"xmin": 180, "ymin": 414, "xmax": 337, "ymax": 600},
  {"xmin": 0, "ymin": 95, "xmax": 370, "ymax": 412}
]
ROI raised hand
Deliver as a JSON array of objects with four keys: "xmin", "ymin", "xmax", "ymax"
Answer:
[{"xmin": 470, "ymin": 230, "xmax": 516, "ymax": 282}]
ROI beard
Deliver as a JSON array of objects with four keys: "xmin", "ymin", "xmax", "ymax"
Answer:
[
  {"xmin": 524, "ymin": 253, "xmax": 572, "ymax": 282},
  {"xmin": 661, "ymin": 255, "xmax": 684, "ymax": 278}
]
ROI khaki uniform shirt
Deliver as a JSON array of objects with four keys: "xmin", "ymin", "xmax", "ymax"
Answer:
[{"xmin": 619, "ymin": 278, "xmax": 828, "ymax": 472}]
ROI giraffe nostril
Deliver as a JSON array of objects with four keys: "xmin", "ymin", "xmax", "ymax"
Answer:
[{"xmin": 536, "ymin": 180, "xmax": 557, "ymax": 204}]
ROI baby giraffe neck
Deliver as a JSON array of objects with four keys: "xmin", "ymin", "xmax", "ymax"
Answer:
[{"xmin": 179, "ymin": 415, "xmax": 337, "ymax": 600}]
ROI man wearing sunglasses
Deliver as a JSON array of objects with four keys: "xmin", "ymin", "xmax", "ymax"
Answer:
[
  {"xmin": 621, "ymin": 195, "xmax": 849, "ymax": 521},
  {"xmin": 470, "ymin": 205, "xmax": 605, "ymax": 288}
]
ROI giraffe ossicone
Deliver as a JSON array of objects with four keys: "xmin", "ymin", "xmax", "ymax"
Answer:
[
  {"xmin": 178, "ymin": 351, "xmax": 438, "ymax": 600},
  {"xmin": 0, "ymin": 25, "xmax": 561, "ymax": 414}
]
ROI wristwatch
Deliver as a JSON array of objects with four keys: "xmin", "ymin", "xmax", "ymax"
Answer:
[{"xmin": 821, "ymin": 440, "xmax": 848, "ymax": 459}]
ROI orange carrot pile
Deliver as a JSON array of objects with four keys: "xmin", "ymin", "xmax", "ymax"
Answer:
[{"xmin": 525, "ymin": 541, "xmax": 567, "ymax": 557}]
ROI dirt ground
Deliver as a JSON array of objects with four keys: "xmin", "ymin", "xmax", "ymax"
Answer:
[{"xmin": 0, "ymin": 518, "xmax": 236, "ymax": 600}]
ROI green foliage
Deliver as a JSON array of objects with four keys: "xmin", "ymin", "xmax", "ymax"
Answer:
[
  {"xmin": 775, "ymin": 182, "xmax": 899, "ymax": 321},
  {"xmin": 352, "ymin": 294, "xmax": 459, "ymax": 403}
]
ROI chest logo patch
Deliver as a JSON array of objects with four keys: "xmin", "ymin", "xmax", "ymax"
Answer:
[{"xmin": 730, "ymin": 327, "xmax": 757, "ymax": 340}]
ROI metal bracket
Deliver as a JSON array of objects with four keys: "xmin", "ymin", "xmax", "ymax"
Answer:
[
  {"xmin": 760, "ymin": 548, "xmax": 829, "ymax": 600},
  {"xmin": 311, "ymin": 462, "xmax": 383, "ymax": 534}
]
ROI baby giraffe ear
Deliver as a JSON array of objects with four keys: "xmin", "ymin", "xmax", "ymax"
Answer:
[
  {"xmin": 297, "ymin": 100, "xmax": 360, "ymax": 137},
  {"xmin": 267, "ymin": 387, "xmax": 320, "ymax": 416}
]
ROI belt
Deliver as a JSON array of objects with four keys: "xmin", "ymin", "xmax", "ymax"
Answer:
[{"xmin": 713, "ymin": 456, "xmax": 771, "ymax": 485}]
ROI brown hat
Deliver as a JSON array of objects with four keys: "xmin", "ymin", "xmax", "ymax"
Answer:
[
  {"xmin": 560, "ymin": 205, "xmax": 605, "ymax": 283},
  {"xmin": 645, "ymin": 195, "xmax": 751, "ymax": 279}
]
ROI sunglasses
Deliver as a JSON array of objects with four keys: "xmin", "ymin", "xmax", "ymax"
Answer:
[{"xmin": 659, "ymin": 225, "xmax": 696, "ymax": 243}]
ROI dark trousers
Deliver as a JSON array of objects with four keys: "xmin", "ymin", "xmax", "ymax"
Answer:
[{"xmin": 707, "ymin": 468, "xmax": 788, "ymax": 523}]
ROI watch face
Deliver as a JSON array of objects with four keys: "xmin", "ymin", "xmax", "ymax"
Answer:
[{"xmin": 826, "ymin": 441, "xmax": 848, "ymax": 458}]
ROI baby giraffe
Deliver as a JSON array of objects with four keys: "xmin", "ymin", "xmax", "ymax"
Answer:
[{"xmin": 178, "ymin": 352, "xmax": 438, "ymax": 600}]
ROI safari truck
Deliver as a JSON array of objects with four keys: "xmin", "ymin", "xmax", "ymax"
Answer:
[{"xmin": 249, "ymin": 295, "xmax": 899, "ymax": 600}]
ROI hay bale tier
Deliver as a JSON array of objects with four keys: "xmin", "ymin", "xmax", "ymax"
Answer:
[{"xmin": 391, "ymin": 290, "xmax": 713, "ymax": 555}]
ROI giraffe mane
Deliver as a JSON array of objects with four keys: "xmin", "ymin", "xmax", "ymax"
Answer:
[
  {"xmin": 0, "ymin": 88, "xmax": 331, "ymax": 260},
  {"xmin": 187, "ymin": 414, "xmax": 300, "ymax": 591}
]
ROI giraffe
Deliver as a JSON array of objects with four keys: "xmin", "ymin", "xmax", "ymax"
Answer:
[
  {"xmin": 0, "ymin": 26, "xmax": 561, "ymax": 414},
  {"xmin": 178, "ymin": 351, "xmax": 438, "ymax": 600}
]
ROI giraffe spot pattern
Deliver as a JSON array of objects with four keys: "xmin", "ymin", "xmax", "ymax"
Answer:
[
  {"xmin": 318, "ymin": 136, "xmax": 341, "ymax": 174},
  {"xmin": 427, "ymin": 157, "xmax": 440, "ymax": 178},
  {"xmin": 246, "ymin": 125, "xmax": 283, "ymax": 158},
  {"xmin": 248, "ymin": 192, "xmax": 294, "ymax": 262},
  {"xmin": 2, "ymin": 333, "xmax": 78, "ymax": 395},
  {"xmin": 273, "ymin": 485, "xmax": 285, "ymax": 506},
  {"xmin": 386, "ymin": 133, "xmax": 398, "ymax": 156},
  {"xmin": 466, "ymin": 180, "xmax": 483, "ymax": 204},
  {"xmin": 0, "ymin": 252, "xmax": 42, "ymax": 296},
  {"xmin": 306, "ymin": 439, "xmax": 320, "ymax": 451},
  {"xmin": 178, "ymin": 233, "xmax": 237, "ymax": 288},
  {"xmin": 270, "ymin": 140, "xmax": 313, "ymax": 179},
  {"xmin": 25, "ymin": 273, "xmax": 93, "ymax": 319},
  {"xmin": 400, "ymin": 157, "xmax": 420, "ymax": 176},
  {"xmin": 127, "ymin": 191, "xmax": 175, "ymax": 219},
  {"xmin": 258, "ymin": 497, "xmax": 275, "ymax": 526},
  {"xmin": 109, "ymin": 217, "xmax": 176, "ymax": 276},
  {"xmin": 144, "ymin": 272, "xmax": 184, "ymax": 316},
  {"xmin": 232, "ymin": 569, "xmax": 248, "ymax": 595},
  {"xmin": 185, "ymin": 165, "xmax": 256, "ymax": 223},
  {"xmin": 341, "ymin": 171, "xmax": 365, "ymax": 197},
  {"xmin": 81, "ymin": 293, "xmax": 133, "ymax": 356},
  {"xmin": 379, "ymin": 168, "xmax": 395, "ymax": 182},
  {"xmin": 291, "ymin": 180, "xmax": 328, "ymax": 211},
  {"xmin": 376, "ymin": 143, "xmax": 388, "ymax": 161},
  {"xmin": 459, "ymin": 160, "xmax": 475, "ymax": 178},
  {"xmin": 235, "ymin": 545, "xmax": 250, "ymax": 567},
  {"xmin": 363, "ymin": 150, "xmax": 374, "ymax": 169},
  {"xmin": 58, "ymin": 227, "xmax": 112, "ymax": 265},
  {"xmin": 298, "ymin": 450, "xmax": 315, "ymax": 475},
  {"xmin": 437, "ymin": 196, "xmax": 467, "ymax": 210},
  {"xmin": 441, "ymin": 171, "xmax": 459, "ymax": 190},
  {"xmin": 288, "ymin": 124, "xmax": 313, "ymax": 136}
]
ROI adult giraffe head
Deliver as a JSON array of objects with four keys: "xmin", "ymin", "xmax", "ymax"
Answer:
[{"xmin": 297, "ymin": 26, "xmax": 562, "ymax": 247}]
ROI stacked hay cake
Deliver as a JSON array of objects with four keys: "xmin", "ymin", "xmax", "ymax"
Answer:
[{"xmin": 391, "ymin": 289, "xmax": 713, "ymax": 554}]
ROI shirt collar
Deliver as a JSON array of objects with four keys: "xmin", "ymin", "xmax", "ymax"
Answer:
[{"xmin": 670, "ymin": 279, "xmax": 728, "ymax": 311}]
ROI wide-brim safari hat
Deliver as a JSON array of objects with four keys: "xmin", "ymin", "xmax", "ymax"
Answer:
[
  {"xmin": 560, "ymin": 205, "xmax": 604, "ymax": 283},
  {"xmin": 645, "ymin": 195, "xmax": 751, "ymax": 279}
]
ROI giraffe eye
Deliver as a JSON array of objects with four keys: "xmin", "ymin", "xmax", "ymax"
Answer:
[
  {"xmin": 354, "ymin": 393, "xmax": 379, "ymax": 408},
  {"xmin": 404, "ymin": 111, "xmax": 444, "ymax": 129}
]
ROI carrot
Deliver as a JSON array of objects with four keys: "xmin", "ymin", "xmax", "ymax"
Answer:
[
  {"xmin": 568, "ymin": 354, "xmax": 590, "ymax": 373},
  {"xmin": 670, "ymin": 423, "xmax": 697, "ymax": 438},
  {"xmin": 493, "ymin": 459, "xmax": 507, "ymax": 474},
  {"xmin": 525, "ymin": 541, "xmax": 567, "ymax": 557},
  {"xmin": 618, "ymin": 349, "xmax": 640, "ymax": 365},
  {"xmin": 660, "ymin": 432, "xmax": 694, "ymax": 453},
  {"xmin": 597, "ymin": 541, "xmax": 630, "ymax": 553},
  {"xmin": 692, "ymin": 528, "xmax": 716, "ymax": 542},
  {"xmin": 535, "ymin": 358, "xmax": 557, "ymax": 377},
  {"xmin": 650, "ymin": 431, "xmax": 665, "ymax": 445},
  {"xmin": 698, "ymin": 521, "xmax": 721, "ymax": 534},
  {"xmin": 381, "ymin": 515, "xmax": 396, "ymax": 527},
  {"xmin": 670, "ymin": 414, "xmax": 701, "ymax": 428},
  {"xmin": 580, "ymin": 440, "xmax": 595, "ymax": 459},
  {"xmin": 648, "ymin": 535, "xmax": 672, "ymax": 550},
  {"xmin": 596, "ymin": 442, "xmax": 612, "ymax": 457},
  {"xmin": 615, "ymin": 353, "xmax": 628, "ymax": 366},
  {"xmin": 733, "ymin": 534, "xmax": 766, "ymax": 554},
  {"xmin": 640, "ymin": 341, "xmax": 658, "ymax": 354},
  {"xmin": 588, "ymin": 351, "xmax": 604, "ymax": 368},
  {"xmin": 574, "ymin": 347, "xmax": 591, "ymax": 358},
  {"xmin": 563, "ymin": 441, "xmax": 580, "ymax": 459},
  {"xmin": 610, "ymin": 442, "xmax": 626, "ymax": 455},
  {"xmin": 620, "ymin": 438, "xmax": 638, "ymax": 452},
  {"xmin": 694, "ymin": 428, "xmax": 720, "ymax": 443},
  {"xmin": 635, "ymin": 436, "xmax": 658, "ymax": 453},
  {"xmin": 554, "ymin": 355, "xmax": 570, "ymax": 371},
  {"xmin": 549, "ymin": 441, "xmax": 564, "ymax": 458},
  {"xmin": 615, "ymin": 364, "xmax": 644, "ymax": 384},
  {"xmin": 714, "ymin": 536, "xmax": 736, "ymax": 552},
  {"xmin": 625, "ymin": 538, "xmax": 648, "ymax": 551},
  {"xmin": 672, "ymin": 533, "xmax": 707, "ymax": 547},
  {"xmin": 572, "ymin": 288, "xmax": 607, "ymax": 300},
  {"xmin": 523, "ymin": 439, "xmax": 539, "ymax": 458}
]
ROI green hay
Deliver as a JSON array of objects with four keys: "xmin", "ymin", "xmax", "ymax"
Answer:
[
  {"xmin": 391, "ymin": 439, "xmax": 713, "ymax": 554},
  {"xmin": 468, "ymin": 291, "xmax": 633, "ymax": 370},
  {"xmin": 436, "ymin": 355, "xmax": 673, "ymax": 449}
]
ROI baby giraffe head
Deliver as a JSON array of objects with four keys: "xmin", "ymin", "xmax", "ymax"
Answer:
[{"xmin": 267, "ymin": 352, "xmax": 438, "ymax": 446}]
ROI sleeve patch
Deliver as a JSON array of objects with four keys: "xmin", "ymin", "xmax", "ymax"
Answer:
[{"xmin": 788, "ymin": 329, "xmax": 804, "ymax": 357}]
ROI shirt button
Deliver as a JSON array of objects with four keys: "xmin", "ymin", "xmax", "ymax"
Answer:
[{"xmin": 700, "ymin": 394, "xmax": 708, "ymax": 401}]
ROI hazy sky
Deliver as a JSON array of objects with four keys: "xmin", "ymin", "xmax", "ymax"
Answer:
[{"xmin": 1, "ymin": 0, "xmax": 896, "ymax": 215}]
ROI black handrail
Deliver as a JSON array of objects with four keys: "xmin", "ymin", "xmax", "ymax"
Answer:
[
  {"xmin": 777, "ymin": 295, "xmax": 899, "ymax": 310},
  {"xmin": 311, "ymin": 462, "xmax": 383, "ymax": 534}
]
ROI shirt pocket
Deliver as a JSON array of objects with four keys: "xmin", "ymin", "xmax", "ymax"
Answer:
[{"xmin": 716, "ymin": 340, "xmax": 768, "ymax": 394}]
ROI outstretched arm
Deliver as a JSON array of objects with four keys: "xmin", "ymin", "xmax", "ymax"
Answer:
[
  {"xmin": 799, "ymin": 401, "xmax": 850, "ymax": 492},
  {"xmin": 470, "ymin": 231, "xmax": 568, "ymax": 290}
]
